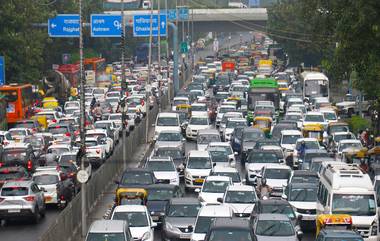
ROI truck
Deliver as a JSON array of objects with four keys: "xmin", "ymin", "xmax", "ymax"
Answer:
[{"xmin": 43, "ymin": 70, "xmax": 71, "ymax": 105}]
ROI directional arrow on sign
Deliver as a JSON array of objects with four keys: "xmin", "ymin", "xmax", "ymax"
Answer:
[
  {"xmin": 51, "ymin": 23, "xmax": 57, "ymax": 28},
  {"xmin": 161, "ymin": 21, "xmax": 165, "ymax": 29}
]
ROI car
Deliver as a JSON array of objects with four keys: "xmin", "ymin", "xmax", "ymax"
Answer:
[
  {"xmin": 316, "ymin": 229, "xmax": 364, "ymax": 241},
  {"xmin": 257, "ymin": 164, "xmax": 291, "ymax": 198},
  {"xmin": 8, "ymin": 127, "xmax": 32, "ymax": 143},
  {"xmin": 293, "ymin": 138, "xmax": 322, "ymax": 168},
  {"xmin": 288, "ymin": 170, "xmax": 319, "ymax": 184},
  {"xmin": 196, "ymin": 175, "xmax": 232, "ymax": 205},
  {"xmin": 302, "ymin": 111, "xmax": 328, "ymax": 129},
  {"xmin": 223, "ymin": 118, "xmax": 247, "ymax": 142},
  {"xmin": 111, "ymin": 205, "xmax": 156, "ymax": 241},
  {"xmin": 146, "ymin": 184, "xmax": 183, "ymax": 223},
  {"xmin": 116, "ymin": 169, "xmax": 156, "ymax": 190},
  {"xmin": 282, "ymin": 182, "xmax": 318, "ymax": 224},
  {"xmin": 47, "ymin": 123, "xmax": 75, "ymax": 145},
  {"xmin": 94, "ymin": 120, "xmax": 120, "ymax": 143},
  {"xmin": 251, "ymin": 199, "xmax": 300, "ymax": 226},
  {"xmin": 86, "ymin": 129, "xmax": 114, "ymax": 156},
  {"xmin": 0, "ymin": 131, "xmax": 15, "ymax": 147},
  {"xmin": 85, "ymin": 220, "xmax": 132, "ymax": 241},
  {"xmin": 252, "ymin": 214, "xmax": 302, "ymax": 241},
  {"xmin": 215, "ymin": 105, "xmax": 236, "ymax": 127},
  {"xmin": 196, "ymin": 129, "xmax": 221, "ymax": 151},
  {"xmin": 154, "ymin": 112, "xmax": 181, "ymax": 140},
  {"xmin": 83, "ymin": 137, "xmax": 107, "ymax": 168},
  {"xmin": 0, "ymin": 166, "xmax": 30, "ymax": 188},
  {"xmin": 186, "ymin": 114, "xmax": 211, "ymax": 140},
  {"xmin": 300, "ymin": 149, "xmax": 330, "ymax": 170},
  {"xmin": 240, "ymin": 127, "xmax": 266, "ymax": 164},
  {"xmin": 152, "ymin": 146, "xmax": 185, "ymax": 169},
  {"xmin": 35, "ymin": 110, "xmax": 61, "ymax": 126},
  {"xmin": 162, "ymin": 197, "xmax": 202, "ymax": 241},
  {"xmin": 336, "ymin": 139, "xmax": 363, "ymax": 159},
  {"xmin": 207, "ymin": 142, "xmax": 237, "ymax": 167},
  {"xmin": 14, "ymin": 119, "xmax": 41, "ymax": 134},
  {"xmin": 172, "ymin": 96, "xmax": 190, "ymax": 111},
  {"xmin": 191, "ymin": 103, "xmax": 208, "ymax": 117},
  {"xmin": 280, "ymin": 129, "xmax": 303, "ymax": 157},
  {"xmin": 0, "ymin": 180, "xmax": 46, "ymax": 223},
  {"xmin": 219, "ymin": 112, "xmax": 243, "ymax": 137},
  {"xmin": 184, "ymin": 150, "xmax": 213, "ymax": 191},
  {"xmin": 328, "ymin": 131, "xmax": 356, "ymax": 152},
  {"xmin": 204, "ymin": 218, "xmax": 255, "ymax": 241},
  {"xmin": 191, "ymin": 205, "xmax": 234, "ymax": 241},
  {"xmin": 24, "ymin": 135, "xmax": 48, "ymax": 159},
  {"xmin": 0, "ymin": 143, "xmax": 37, "ymax": 172},
  {"xmin": 219, "ymin": 185, "xmax": 257, "ymax": 218},
  {"xmin": 245, "ymin": 150, "xmax": 283, "ymax": 185},
  {"xmin": 145, "ymin": 157, "xmax": 179, "ymax": 186},
  {"xmin": 155, "ymin": 130, "xmax": 185, "ymax": 155},
  {"xmin": 210, "ymin": 166, "xmax": 243, "ymax": 185}
]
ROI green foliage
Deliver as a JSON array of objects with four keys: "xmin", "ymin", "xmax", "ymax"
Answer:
[{"xmin": 347, "ymin": 116, "xmax": 370, "ymax": 134}]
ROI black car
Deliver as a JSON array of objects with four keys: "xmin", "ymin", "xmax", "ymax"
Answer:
[
  {"xmin": 146, "ymin": 184, "xmax": 183, "ymax": 223},
  {"xmin": 0, "ymin": 144, "xmax": 37, "ymax": 172},
  {"xmin": 116, "ymin": 169, "xmax": 156, "ymax": 189},
  {"xmin": 205, "ymin": 218, "xmax": 255, "ymax": 241},
  {"xmin": 240, "ymin": 127, "xmax": 266, "ymax": 164}
]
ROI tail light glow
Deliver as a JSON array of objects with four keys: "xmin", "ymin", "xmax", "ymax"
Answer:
[
  {"xmin": 27, "ymin": 160, "xmax": 33, "ymax": 170},
  {"xmin": 23, "ymin": 196, "xmax": 35, "ymax": 202}
]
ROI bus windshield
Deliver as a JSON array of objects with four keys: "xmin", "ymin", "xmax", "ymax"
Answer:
[{"xmin": 332, "ymin": 194, "xmax": 376, "ymax": 216}]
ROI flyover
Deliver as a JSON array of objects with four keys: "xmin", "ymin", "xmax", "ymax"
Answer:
[{"xmin": 105, "ymin": 8, "xmax": 268, "ymax": 32}]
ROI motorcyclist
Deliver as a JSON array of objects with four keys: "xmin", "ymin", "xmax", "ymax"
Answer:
[
  {"xmin": 92, "ymin": 103, "xmax": 102, "ymax": 121},
  {"xmin": 258, "ymin": 178, "xmax": 272, "ymax": 199},
  {"xmin": 297, "ymin": 141, "xmax": 307, "ymax": 160}
]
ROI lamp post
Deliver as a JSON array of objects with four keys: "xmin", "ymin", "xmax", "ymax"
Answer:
[
  {"xmin": 120, "ymin": 0, "xmax": 127, "ymax": 169},
  {"xmin": 146, "ymin": 0, "xmax": 154, "ymax": 143}
]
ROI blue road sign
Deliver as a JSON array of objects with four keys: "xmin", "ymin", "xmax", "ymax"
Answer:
[
  {"xmin": 0, "ymin": 56, "xmax": 5, "ymax": 86},
  {"xmin": 91, "ymin": 14, "xmax": 122, "ymax": 37},
  {"xmin": 168, "ymin": 9, "xmax": 177, "ymax": 21},
  {"xmin": 133, "ymin": 14, "xmax": 167, "ymax": 37},
  {"xmin": 178, "ymin": 6, "xmax": 189, "ymax": 20},
  {"xmin": 48, "ymin": 14, "xmax": 80, "ymax": 37}
]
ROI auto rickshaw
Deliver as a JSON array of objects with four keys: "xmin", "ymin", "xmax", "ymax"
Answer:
[
  {"xmin": 253, "ymin": 116, "xmax": 272, "ymax": 137},
  {"xmin": 31, "ymin": 115, "xmax": 48, "ymax": 130},
  {"xmin": 327, "ymin": 122, "xmax": 350, "ymax": 136},
  {"xmin": 115, "ymin": 188, "xmax": 147, "ymax": 206},
  {"xmin": 303, "ymin": 124, "xmax": 324, "ymax": 143},
  {"xmin": 176, "ymin": 104, "xmax": 192, "ymax": 119},
  {"xmin": 341, "ymin": 148, "xmax": 369, "ymax": 171},
  {"xmin": 42, "ymin": 97, "xmax": 59, "ymax": 109},
  {"xmin": 316, "ymin": 214, "xmax": 352, "ymax": 237}
]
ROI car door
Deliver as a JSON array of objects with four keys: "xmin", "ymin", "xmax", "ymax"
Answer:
[{"xmin": 32, "ymin": 183, "xmax": 44, "ymax": 209}]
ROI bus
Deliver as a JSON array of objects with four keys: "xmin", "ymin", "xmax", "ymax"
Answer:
[
  {"xmin": 83, "ymin": 57, "xmax": 107, "ymax": 86},
  {"xmin": 0, "ymin": 84, "xmax": 34, "ymax": 124},
  {"xmin": 58, "ymin": 64, "xmax": 80, "ymax": 87},
  {"xmin": 301, "ymin": 71, "xmax": 329, "ymax": 101}
]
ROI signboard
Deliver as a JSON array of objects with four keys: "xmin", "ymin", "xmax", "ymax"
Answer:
[
  {"xmin": 178, "ymin": 6, "xmax": 189, "ymax": 20},
  {"xmin": 0, "ymin": 56, "xmax": 5, "ymax": 86},
  {"xmin": 168, "ymin": 9, "xmax": 177, "ymax": 21},
  {"xmin": 133, "ymin": 14, "xmax": 167, "ymax": 37},
  {"xmin": 259, "ymin": 59, "xmax": 273, "ymax": 66},
  {"xmin": 91, "ymin": 14, "xmax": 122, "ymax": 37},
  {"xmin": 48, "ymin": 14, "xmax": 80, "ymax": 37},
  {"xmin": 180, "ymin": 42, "xmax": 188, "ymax": 54}
]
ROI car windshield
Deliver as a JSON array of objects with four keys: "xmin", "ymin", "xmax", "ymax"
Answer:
[
  {"xmin": 325, "ymin": 238, "xmax": 363, "ymax": 241},
  {"xmin": 109, "ymin": 115, "xmax": 121, "ymax": 121},
  {"xmin": 197, "ymin": 134, "xmax": 221, "ymax": 144},
  {"xmin": 121, "ymin": 172, "xmax": 153, "ymax": 185},
  {"xmin": 226, "ymin": 120, "xmax": 247, "ymax": 128},
  {"xmin": 2, "ymin": 149, "xmax": 27, "ymax": 161},
  {"xmin": 296, "ymin": 141, "xmax": 319, "ymax": 150},
  {"xmin": 334, "ymin": 134, "xmax": 354, "ymax": 142},
  {"xmin": 155, "ymin": 149, "xmax": 182, "ymax": 159},
  {"xmin": 243, "ymin": 131, "xmax": 264, "ymax": 142},
  {"xmin": 167, "ymin": 204, "xmax": 201, "ymax": 217},
  {"xmin": 15, "ymin": 123, "xmax": 34, "ymax": 129},
  {"xmin": 202, "ymin": 180, "xmax": 230, "ymax": 193},
  {"xmin": 209, "ymin": 150, "xmax": 229, "ymax": 163},
  {"xmin": 330, "ymin": 125, "xmax": 349, "ymax": 134},
  {"xmin": 209, "ymin": 146, "xmax": 232, "ymax": 155},
  {"xmin": 192, "ymin": 105, "xmax": 207, "ymax": 112},
  {"xmin": 332, "ymin": 194, "xmax": 377, "ymax": 216},
  {"xmin": 157, "ymin": 117, "xmax": 178, "ymax": 126},
  {"xmin": 282, "ymin": 135, "xmax": 301, "ymax": 145},
  {"xmin": 219, "ymin": 107, "xmax": 235, "ymax": 114},
  {"xmin": 33, "ymin": 175, "xmax": 59, "ymax": 185},
  {"xmin": 94, "ymin": 123, "xmax": 110, "ymax": 129},
  {"xmin": 85, "ymin": 141, "xmax": 98, "ymax": 147},
  {"xmin": 323, "ymin": 112, "xmax": 337, "ymax": 120},
  {"xmin": 157, "ymin": 132, "xmax": 182, "ymax": 142},
  {"xmin": 146, "ymin": 161, "xmax": 175, "ymax": 172},
  {"xmin": 289, "ymin": 187, "xmax": 317, "ymax": 202},
  {"xmin": 187, "ymin": 157, "xmax": 211, "ymax": 169},
  {"xmin": 284, "ymin": 115, "xmax": 302, "ymax": 121},
  {"xmin": 112, "ymin": 212, "xmax": 148, "ymax": 227},
  {"xmin": 304, "ymin": 114, "xmax": 324, "ymax": 122},
  {"xmin": 174, "ymin": 100, "xmax": 188, "ymax": 106},
  {"xmin": 66, "ymin": 102, "xmax": 79, "ymax": 108},
  {"xmin": 260, "ymin": 204, "xmax": 296, "ymax": 219},
  {"xmin": 24, "ymin": 137, "xmax": 43, "ymax": 147},
  {"xmin": 291, "ymin": 175, "xmax": 319, "ymax": 184},
  {"xmin": 9, "ymin": 130, "xmax": 26, "ymax": 136},
  {"xmin": 255, "ymin": 220, "xmax": 294, "ymax": 236},
  {"xmin": 264, "ymin": 169, "xmax": 290, "ymax": 179},
  {"xmin": 339, "ymin": 142, "xmax": 362, "ymax": 152},
  {"xmin": 147, "ymin": 189, "xmax": 174, "ymax": 201},
  {"xmin": 1, "ymin": 187, "xmax": 29, "ymax": 196},
  {"xmin": 212, "ymin": 172, "xmax": 241, "ymax": 183},
  {"xmin": 247, "ymin": 152, "xmax": 278, "ymax": 164},
  {"xmin": 225, "ymin": 190, "xmax": 256, "ymax": 203},
  {"xmin": 85, "ymin": 233, "xmax": 125, "ymax": 241},
  {"xmin": 189, "ymin": 117, "xmax": 208, "ymax": 125},
  {"xmin": 209, "ymin": 230, "xmax": 252, "ymax": 241},
  {"xmin": 194, "ymin": 216, "xmax": 214, "ymax": 233}
]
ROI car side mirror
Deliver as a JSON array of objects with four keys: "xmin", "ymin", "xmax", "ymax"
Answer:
[
  {"xmin": 194, "ymin": 188, "xmax": 201, "ymax": 193},
  {"xmin": 281, "ymin": 194, "xmax": 287, "ymax": 200},
  {"xmin": 188, "ymin": 225, "xmax": 193, "ymax": 232},
  {"xmin": 151, "ymin": 222, "xmax": 158, "ymax": 228},
  {"xmin": 217, "ymin": 197, "xmax": 223, "ymax": 203}
]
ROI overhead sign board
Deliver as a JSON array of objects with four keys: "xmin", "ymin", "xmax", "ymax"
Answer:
[
  {"xmin": 0, "ymin": 56, "xmax": 5, "ymax": 86},
  {"xmin": 168, "ymin": 9, "xmax": 177, "ymax": 21},
  {"xmin": 91, "ymin": 14, "xmax": 122, "ymax": 37},
  {"xmin": 48, "ymin": 14, "xmax": 80, "ymax": 37},
  {"xmin": 178, "ymin": 6, "xmax": 189, "ymax": 20},
  {"xmin": 133, "ymin": 14, "xmax": 167, "ymax": 37}
]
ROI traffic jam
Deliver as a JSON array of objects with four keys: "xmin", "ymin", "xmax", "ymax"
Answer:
[{"xmin": 0, "ymin": 33, "xmax": 380, "ymax": 241}]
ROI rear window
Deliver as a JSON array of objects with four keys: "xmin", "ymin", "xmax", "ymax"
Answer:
[
  {"xmin": 1, "ymin": 187, "xmax": 28, "ymax": 196},
  {"xmin": 48, "ymin": 126, "xmax": 69, "ymax": 135},
  {"xmin": 0, "ymin": 170, "xmax": 26, "ymax": 181}
]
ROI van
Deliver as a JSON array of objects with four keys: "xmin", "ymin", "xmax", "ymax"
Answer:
[
  {"xmin": 85, "ymin": 220, "xmax": 132, "ymax": 241},
  {"xmin": 317, "ymin": 163, "xmax": 378, "ymax": 240},
  {"xmin": 154, "ymin": 112, "xmax": 180, "ymax": 140},
  {"xmin": 191, "ymin": 205, "xmax": 234, "ymax": 241}
]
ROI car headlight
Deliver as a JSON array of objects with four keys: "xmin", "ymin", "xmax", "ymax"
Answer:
[
  {"xmin": 142, "ymin": 231, "xmax": 151, "ymax": 241},
  {"xmin": 371, "ymin": 222, "xmax": 378, "ymax": 236}
]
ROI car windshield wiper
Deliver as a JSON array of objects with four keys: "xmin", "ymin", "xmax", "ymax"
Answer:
[{"xmin": 260, "ymin": 224, "xmax": 277, "ymax": 236}]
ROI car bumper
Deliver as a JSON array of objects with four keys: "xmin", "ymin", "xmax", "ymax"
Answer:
[
  {"xmin": 185, "ymin": 178, "xmax": 204, "ymax": 188},
  {"xmin": 163, "ymin": 227, "xmax": 193, "ymax": 240},
  {"xmin": 0, "ymin": 208, "xmax": 35, "ymax": 218}
]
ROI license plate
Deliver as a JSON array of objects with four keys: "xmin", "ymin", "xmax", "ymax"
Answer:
[
  {"xmin": 180, "ymin": 234, "xmax": 190, "ymax": 239},
  {"xmin": 302, "ymin": 215, "xmax": 315, "ymax": 221},
  {"xmin": 194, "ymin": 179, "xmax": 204, "ymax": 183},
  {"xmin": 8, "ymin": 209, "xmax": 20, "ymax": 213},
  {"xmin": 45, "ymin": 196, "xmax": 52, "ymax": 202},
  {"xmin": 15, "ymin": 139, "xmax": 20, "ymax": 143},
  {"xmin": 152, "ymin": 216, "xmax": 159, "ymax": 221}
]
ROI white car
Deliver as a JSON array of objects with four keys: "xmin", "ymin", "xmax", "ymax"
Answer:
[
  {"xmin": 0, "ymin": 131, "xmax": 15, "ymax": 146},
  {"xmin": 84, "ymin": 137, "xmax": 107, "ymax": 167},
  {"xmin": 221, "ymin": 185, "xmax": 258, "ymax": 218},
  {"xmin": 32, "ymin": 168, "xmax": 66, "ymax": 207},
  {"xmin": 186, "ymin": 114, "xmax": 211, "ymax": 140},
  {"xmin": 320, "ymin": 108, "xmax": 338, "ymax": 124},
  {"xmin": 145, "ymin": 157, "xmax": 179, "ymax": 186},
  {"xmin": 207, "ymin": 142, "xmax": 236, "ymax": 167},
  {"xmin": 172, "ymin": 96, "xmax": 190, "ymax": 111},
  {"xmin": 223, "ymin": 118, "xmax": 247, "ymax": 141},
  {"xmin": 215, "ymin": 105, "xmax": 236, "ymax": 127},
  {"xmin": 280, "ymin": 130, "xmax": 303, "ymax": 157},
  {"xmin": 258, "ymin": 164, "xmax": 292, "ymax": 197},
  {"xmin": 105, "ymin": 96, "xmax": 120, "ymax": 112},
  {"xmin": 184, "ymin": 151, "xmax": 213, "ymax": 190},
  {"xmin": 191, "ymin": 103, "xmax": 208, "ymax": 116},
  {"xmin": 86, "ymin": 129, "xmax": 114, "ymax": 156},
  {"xmin": 127, "ymin": 95, "xmax": 147, "ymax": 114},
  {"xmin": 94, "ymin": 120, "xmax": 120, "ymax": 143},
  {"xmin": 111, "ymin": 205, "xmax": 156, "ymax": 241},
  {"xmin": 92, "ymin": 88, "xmax": 106, "ymax": 101},
  {"xmin": 219, "ymin": 112, "xmax": 243, "ymax": 136},
  {"xmin": 211, "ymin": 166, "xmax": 243, "ymax": 185},
  {"xmin": 196, "ymin": 176, "xmax": 232, "ymax": 205},
  {"xmin": 108, "ymin": 113, "xmax": 123, "ymax": 129},
  {"xmin": 284, "ymin": 112, "xmax": 303, "ymax": 129},
  {"xmin": 64, "ymin": 101, "xmax": 80, "ymax": 110},
  {"xmin": 8, "ymin": 128, "xmax": 31, "ymax": 143},
  {"xmin": 154, "ymin": 112, "xmax": 181, "ymax": 140},
  {"xmin": 336, "ymin": 139, "xmax": 363, "ymax": 159},
  {"xmin": 302, "ymin": 111, "xmax": 328, "ymax": 129}
]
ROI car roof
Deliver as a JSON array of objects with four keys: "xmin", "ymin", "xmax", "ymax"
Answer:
[
  {"xmin": 258, "ymin": 199, "xmax": 290, "ymax": 206},
  {"xmin": 88, "ymin": 220, "xmax": 127, "ymax": 233},
  {"xmin": 205, "ymin": 176, "xmax": 231, "ymax": 182},
  {"xmin": 304, "ymin": 149, "xmax": 328, "ymax": 154},
  {"xmin": 281, "ymin": 130, "xmax": 302, "ymax": 135},
  {"xmin": 264, "ymin": 164, "xmax": 291, "ymax": 170},
  {"xmin": 226, "ymin": 185, "xmax": 255, "ymax": 192},
  {"xmin": 198, "ymin": 205, "xmax": 233, "ymax": 217},
  {"xmin": 211, "ymin": 166, "xmax": 238, "ymax": 173},
  {"xmin": 147, "ymin": 184, "xmax": 178, "ymax": 190},
  {"xmin": 188, "ymin": 150, "xmax": 209, "ymax": 157},
  {"xmin": 210, "ymin": 217, "xmax": 250, "ymax": 230},
  {"xmin": 158, "ymin": 130, "xmax": 182, "ymax": 134},
  {"xmin": 292, "ymin": 170, "xmax": 318, "ymax": 177},
  {"xmin": 2, "ymin": 180, "xmax": 33, "ymax": 188},
  {"xmin": 339, "ymin": 139, "xmax": 361, "ymax": 144},
  {"xmin": 158, "ymin": 112, "xmax": 178, "ymax": 117}
]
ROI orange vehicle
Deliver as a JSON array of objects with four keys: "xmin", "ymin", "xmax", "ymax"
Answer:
[
  {"xmin": 58, "ymin": 64, "xmax": 80, "ymax": 87},
  {"xmin": 83, "ymin": 57, "xmax": 107, "ymax": 85},
  {"xmin": 0, "ymin": 84, "xmax": 34, "ymax": 124}
]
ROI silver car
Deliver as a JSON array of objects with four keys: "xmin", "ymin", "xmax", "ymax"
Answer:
[
  {"xmin": 155, "ymin": 130, "xmax": 185, "ymax": 154},
  {"xmin": 0, "ymin": 180, "xmax": 46, "ymax": 223},
  {"xmin": 253, "ymin": 214, "xmax": 303, "ymax": 241}
]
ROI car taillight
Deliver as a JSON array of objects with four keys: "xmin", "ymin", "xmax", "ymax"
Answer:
[
  {"xmin": 141, "ymin": 99, "xmax": 145, "ymax": 106},
  {"xmin": 0, "ymin": 162, "xmax": 2, "ymax": 167},
  {"xmin": 52, "ymin": 119, "xmax": 57, "ymax": 123},
  {"xmin": 27, "ymin": 160, "xmax": 33, "ymax": 170},
  {"xmin": 60, "ymin": 195, "xmax": 65, "ymax": 201},
  {"xmin": 65, "ymin": 132, "xmax": 71, "ymax": 137},
  {"xmin": 2, "ymin": 141, "xmax": 8, "ymax": 146},
  {"xmin": 69, "ymin": 172, "xmax": 75, "ymax": 177},
  {"xmin": 23, "ymin": 196, "xmax": 35, "ymax": 202}
]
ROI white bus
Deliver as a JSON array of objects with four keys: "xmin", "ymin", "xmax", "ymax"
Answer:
[
  {"xmin": 301, "ymin": 72, "xmax": 329, "ymax": 101},
  {"xmin": 317, "ymin": 163, "xmax": 378, "ymax": 240}
]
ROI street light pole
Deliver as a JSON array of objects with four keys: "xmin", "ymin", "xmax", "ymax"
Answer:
[
  {"xmin": 78, "ymin": 0, "xmax": 87, "ymax": 237},
  {"xmin": 158, "ymin": 0, "xmax": 161, "ymax": 78},
  {"xmin": 146, "ymin": 0, "xmax": 154, "ymax": 143},
  {"xmin": 120, "ymin": 0, "xmax": 127, "ymax": 169}
]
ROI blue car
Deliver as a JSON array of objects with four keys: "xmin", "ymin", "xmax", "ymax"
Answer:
[{"xmin": 316, "ymin": 229, "xmax": 364, "ymax": 241}]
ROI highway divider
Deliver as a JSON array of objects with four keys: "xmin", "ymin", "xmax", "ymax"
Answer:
[{"xmin": 38, "ymin": 94, "xmax": 167, "ymax": 241}]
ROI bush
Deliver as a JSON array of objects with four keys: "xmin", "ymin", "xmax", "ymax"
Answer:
[{"xmin": 347, "ymin": 116, "xmax": 370, "ymax": 134}]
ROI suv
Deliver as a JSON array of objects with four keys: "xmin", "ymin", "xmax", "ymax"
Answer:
[
  {"xmin": 0, "ymin": 143, "xmax": 37, "ymax": 172},
  {"xmin": 85, "ymin": 220, "xmax": 132, "ymax": 241},
  {"xmin": 0, "ymin": 180, "xmax": 46, "ymax": 223}
]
